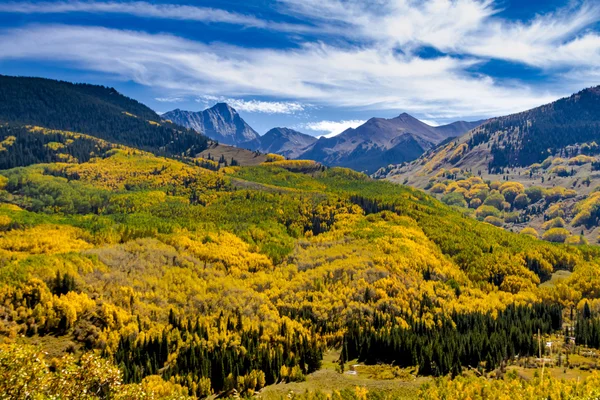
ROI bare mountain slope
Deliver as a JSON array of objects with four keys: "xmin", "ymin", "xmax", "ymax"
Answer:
[
  {"xmin": 163, "ymin": 103, "xmax": 259, "ymax": 146},
  {"xmin": 299, "ymin": 113, "xmax": 482, "ymax": 173}
]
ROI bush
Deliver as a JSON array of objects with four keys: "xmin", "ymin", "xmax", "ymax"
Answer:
[
  {"xmin": 484, "ymin": 216, "xmax": 503, "ymax": 227},
  {"xmin": 475, "ymin": 205, "xmax": 501, "ymax": 219},
  {"xmin": 525, "ymin": 186, "xmax": 544, "ymax": 203},
  {"xmin": 500, "ymin": 182, "xmax": 524, "ymax": 203},
  {"xmin": 469, "ymin": 198, "xmax": 482, "ymax": 209},
  {"xmin": 483, "ymin": 192, "xmax": 505, "ymax": 210},
  {"xmin": 265, "ymin": 153, "xmax": 286, "ymax": 162},
  {"xmin": 542, "ymin": 217, "xmax": 566, "ymax": 230},
  {"xmin": 545, "ymin": 203, "xmax": 566, "ymax": 219},
  {"xmin": 504, "ymin": 212, "xmax": 520, "ymax": 223},
  {"xmin": 430, "ymin": 183, "xmax": 447, "ymax": 194},
  {"xmin": 542, "ymin": 228, "xmax": 570, "ymax": 243},
  {"xmin": 520, "ymin": 227, "xmax": 539, "ymax": 238},
  {"xmin": 513, "ymin": 193, "xmax": 530, "ymax": 209},
  {"xmin": 550, "ymin": 166, "xmax": 569, "ymax": 177},
  {"xmin": 568, "ymin": 155, "xmax": 595, "ymax": 165},
  {"xmin": 441, "ymin": 192, "xmax": 467, "ymax": 208},
  {"xmin": 565, "ymin": 235, "xmax": 588, "ymax": 245}
]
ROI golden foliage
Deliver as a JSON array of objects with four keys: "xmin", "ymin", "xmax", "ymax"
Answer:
[{"xmin": 520, "ymin": 227, "xmax": 539, "ymax": 238}]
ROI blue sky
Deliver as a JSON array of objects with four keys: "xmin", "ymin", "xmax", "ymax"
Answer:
[{"xmin": 0, "ymin": 1, "xmax": 599, "ymax": 136}]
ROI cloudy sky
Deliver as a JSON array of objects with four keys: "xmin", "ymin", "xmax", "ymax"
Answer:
[{"xmin": 0, "ymin": 0, "xmax": 599, "ymax": 136}]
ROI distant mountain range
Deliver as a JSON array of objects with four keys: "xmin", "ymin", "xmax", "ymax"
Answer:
[
  {"xmin": 300, "ymin": 113, "xmax": 484, "ymax": 173},
  {"xmin": 383, "ymin": 85, "xmax": 600, "ymax": 186},
  {"xmin": 378, "ymin": 85, "xmax": 600, "ymax": 243},
  {"xmin": 165, "ymin": 104, "xmax": 483, "ymax": 173},
  {"xmin": 247, "ymin": 127, "xmax": 317, "ymax": 159}
]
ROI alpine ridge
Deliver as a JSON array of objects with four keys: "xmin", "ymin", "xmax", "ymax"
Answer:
[
  {"xmin": 299, "ymin": 113, "xmax": 484, "ymax": 173},
  {"xmin": 247, "ymin": 127, "xmax": 317, "ymax": 159},
  {"xmin": 163, "ymin": 103, "xmax": 259, "ymax": 146}
]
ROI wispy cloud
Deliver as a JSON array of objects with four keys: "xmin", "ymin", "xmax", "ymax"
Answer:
[
  {"xmin": 0, "ymin": 1, "xmax": 320, "ymax": 34},
  {"xmin": 197, "ymin": 96, "xmax": 305, "ymax": 114},
  {"xmin": 303, "ymin": 120, "xmax": 366, "ymax": 137},
  {"xmin": 277, "ymin": 0, "xmax": 600, "ymax": 68},
  {"xmin": 155, "ymin": 97, "xmax": 184, "ymax": 103},
  {"xmin": 0, "ymin": 24, "xmax": 566, "ymax": 119}
]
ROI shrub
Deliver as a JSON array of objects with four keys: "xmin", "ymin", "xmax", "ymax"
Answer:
[
  {"xmin": 541, "ymin": 157, "xmax": 553, "ymax": 169},
  {"xmin": 430, "ymin": 183, "xmax": 447, "ymax": 194},
  {"xmin": 542, "ymin": 228, "xmax": 570, "ymax": 243},
  {"xmin": 542, "ymin": 217, "xmax": 566, "ymax": 230},
  {"xmin": 504, "ymin": 212, "xmax": 520, "ymax": 223},
  {"xmin": 484, "ymin": 216, "xmax": 503, "ymax": 227},
  {"xmin": 500, "ymin": 182, "xmax": 524, "ymax": 203},
  {"xmin": 550, "ymin": 166, "xmax": 569, "ymax": 177},
  {"xmin": 525, "ymin": 186, "xmax": 544, "ymax": 203},
  {"xmin": 565, "ymin": 235, "xmax": 588, "ymax": 245},
  {"xmin": 441, "ymin": 192, "xmax": 467, "ymax": 208},
  {"xmin": 520, "ymin": 227, "xmax": 539, "ymax": 238},
  {"xmin": 489, "ymin": 181, "xmax": 502, "ymax": 190},
  {"xmin": 513, "ymin": 193, "xmax": 530, "ymax": 209},
  {"xmin": 545, "ymin": 203, "xmax": 566, "ymax": 219},
  {"xmin": 475, "ymin": 205, "xmax": 501, "ymax": 219},
  {"xmin": 265, "ymin": 153, "xmax": 285, "ymax": 162},
  {"xmin": 469, "ymin": 198, "xmax": 482, "ymax": 209},
  {"xmin": 568, "ymin": 155, "xmax": 595, "ymax": 165},
  {"xmin": 483, "ymin": 192, "xmax": 505, "ymax": 210},
  {"xmin": 545, "ymin": 187, "xmax": 576, "ymax": 202},
  {"xmin": 572, "ymin": 192, "xmax": 600, "ymax": 228}
]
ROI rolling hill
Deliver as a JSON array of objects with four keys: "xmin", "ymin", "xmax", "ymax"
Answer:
[{"xmin": 3, "ymin": 75, "xmax": 600, "ymax": 399}]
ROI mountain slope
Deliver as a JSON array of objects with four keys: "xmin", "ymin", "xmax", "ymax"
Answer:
[
  {"xmin": 247, "ymin": 127, "xmax": 317, "ymax": 158},
  {"xmin": 163, "ymin": 103, "xmax": 259, "ymax": 146},
  {"xmin": 382, "ymin": 85, "xmax": 600, "ymax": 244},
  {"xmin": 299, "ymin": 113, "xmax": 482, "ymax": 173},
  {"xmin": 387, "ymin": 85, "xmax": 600, "ymax": 186},
  {"xmin": 0, "ymin": 75, "xmax": 208, "ymax": 158}
]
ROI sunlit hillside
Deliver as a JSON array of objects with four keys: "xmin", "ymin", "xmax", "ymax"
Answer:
[{"xmin": 2, "ymin": 124, "xmax": 600, "ymax": 398}]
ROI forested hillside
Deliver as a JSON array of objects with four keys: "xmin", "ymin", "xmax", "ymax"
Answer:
[
  {"xmin": 382, "ymin": 86, "xmax": 600, "ymax": 246},
  {"xmin": 1, "ymin": 133, "xmax": 600, "ymax": 397},
  {"xmin": 2, "ymin": 79, "xmax": 600, "ymax": 399},
  {"xmin": 0, "ymin": 75, "xmax": 208, "ymax": 161}
]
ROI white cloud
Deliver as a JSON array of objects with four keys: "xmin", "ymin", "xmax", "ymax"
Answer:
[
  {"xmin": 197, "ymin": 96, "xmax": 305, "ymax": 114},
  {"xmin": 155, "ymin": 97, "xmax": 184, "ymax": 103},
  {"xmin": 2, "ymin": 1, "xmax": 599, "ymax": 70},
  {"xmin": 277, "ymin": 0, "xmax": 600, "ymax": 68},
  {"xmin": 0, "ymin": 24, "xmax": 567, "ymax": 119},
  {"xmin": 304, "ymin": 120, "xmax": 366, "ymax": 137},
  {"xmin": 419, "ymin": 119, "xmax": 440, "ymax": 127},
  {"xmin": 0, "ymin": 1, "xmax": 320, "ymax": 34}
]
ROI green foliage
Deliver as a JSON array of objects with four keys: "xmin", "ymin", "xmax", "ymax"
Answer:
[
  {"xmin": 441, "ymin": 191, "xmax": 467, "ymax": 207},
  {"xmin": 525, "ymin": 186, "xmax": 545, "ymax": 203},
  {"xmin": 483, "ymin": 192, "xmax": 505, "ymax": 210}
]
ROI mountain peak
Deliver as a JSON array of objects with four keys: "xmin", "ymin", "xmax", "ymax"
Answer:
[
  {"xmin": 254, "ymin": 127, "xmax": 317, "ymax": 158},
  {"xmin": 209, "ymin": 102, "xmax": 238, "ymax": 116},
  {"xmin": 162, "ymin": 103, "xmax": 258, "ymax": 145}
]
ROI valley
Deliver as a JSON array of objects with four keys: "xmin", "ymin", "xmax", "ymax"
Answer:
[{"xmin": 1, "ymin": 77, "xmax": 600, "ymax": 399}]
